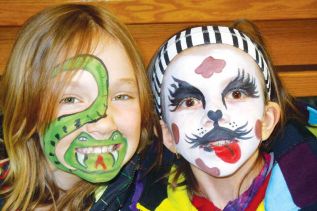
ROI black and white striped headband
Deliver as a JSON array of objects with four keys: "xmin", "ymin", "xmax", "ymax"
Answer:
[{"xmin": 149, "ymin": 25, "xmax": 272, "ymax": 118}]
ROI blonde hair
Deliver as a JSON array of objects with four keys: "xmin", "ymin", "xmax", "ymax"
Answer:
[{"xmin": 0, "ymin": 3, "xmax": 154, "ymax": 210}]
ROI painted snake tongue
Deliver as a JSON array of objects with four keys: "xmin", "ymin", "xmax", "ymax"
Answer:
[
  {"xmin": 95, "ymin": 154, "xmax": 107, "ymax": 170},
  {"xmin": 76, "ymin": 150, "xmax": 119, "ymax": 169},
  {"xmin": 210, "ymin": 140, "xmax": 241, "ymax": 163}
]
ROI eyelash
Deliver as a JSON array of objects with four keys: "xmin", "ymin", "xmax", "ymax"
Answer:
[
  {"xmin": 112, "ymin": 94, "xmax": 132, "ymax": 101},
  {"xmin": 177, "ymin": 97, "xmax": 202, "ymax": 110},
  {"xmin": 169, "ymin": 97, "xmax": 181, "ymax": 111},
  {"xmin": 169, "ymin": 94, "xmax": 203, "ymax": 111},
  {"xmin": 168, "ymin": 79, "xmax": 205, "ymax": 112},
  {"xmin": 226, "ymin": 88, "xmax": 248, "ymax": 99},
  {"xmin": 59, "ymin": 96, "xmax": 80, "ymax": 104},
  {"xmin": 223, "ymin": 71, "xmax": 259, "ymax": 99}
]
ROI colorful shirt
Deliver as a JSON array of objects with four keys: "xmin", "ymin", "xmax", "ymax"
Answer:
[
  {"xmin": 137, "ymin": 104, "xmax": 317, "ymax": 210},
  {"xmin": 192, "ymin": 153, "xmax": 273, "ymax": 211}
]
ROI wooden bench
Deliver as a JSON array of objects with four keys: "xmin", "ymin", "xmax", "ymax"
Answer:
[{"xmin": 0, "ymin": 0, "xmax": 316, "ymax": 97}]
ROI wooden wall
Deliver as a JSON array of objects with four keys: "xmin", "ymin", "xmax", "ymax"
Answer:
[{"xmin": 0, "ymin": 0, "xmax": 316, "ymax": 96}]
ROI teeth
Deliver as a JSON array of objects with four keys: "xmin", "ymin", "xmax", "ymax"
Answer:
[
  {"xmin": 110, "ymin": 150, "xmax": 118, "ymax": 163},
  {"xmin": 76, "ymin": 152, "xmax": 87, "ymax": 167},
  {"xmin": 109, "ymin": 145, "xmax": 114, "ymax": 152},
  {"xmin": 213, "ymin": 140, "xmax": 231, "ymax": 146},
  {"xmin": 102, "ymin": 146, "xmax": 107, "ymax": 153},
  {"xmin": 94, "ymin": 147, "xmax": 102, "ymax": 154},
  {"xmin": 76, "ymin": 144, "xmax": 119, "ymax": 154}
]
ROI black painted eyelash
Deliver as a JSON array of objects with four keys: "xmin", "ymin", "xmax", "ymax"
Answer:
[
  {"xmin": 221, "ymin": 69, "xmax": 259, "ymax": 106},
  {"xmin": 168, "ymin": 84, "xmax": 181, "ymax": 112},
  {"xmin": 168, "ymin": 77, "xmax": 205, "ymax": 111}
]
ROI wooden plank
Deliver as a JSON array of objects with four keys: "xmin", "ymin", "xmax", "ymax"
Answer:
[
  {"xmin": 129, "ymin": 19, "xmax": 317, "ymax": 67},
  {"xmin": 0, "ymin": 0, "xmax": 316, "ymax": 26},
  {"xmin": 278, "ymin": 70, "xmax": 317, "ymax": 97},
  {"xmin": 1, "ymin": 19, "xmax": 317, "ymax": 72},
  {"xmin": 0, "ymin": 27, "xmax": 18, "ymax": 74},
  {"xmin": 1, "ymin": 22, "xmax": 316, "ymax": 97}
]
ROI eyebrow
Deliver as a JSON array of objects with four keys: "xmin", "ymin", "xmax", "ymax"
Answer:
[
  {"xmin": 168, "ymin": 77, "xmax": 206, "ymax": 111},
  {"xmin": 110, "ymin": 78, "xmax": 138, "ymax": 90},
  {"xmin": 221, "ymin": 69, "xmax": 259, "ymax": 107}
]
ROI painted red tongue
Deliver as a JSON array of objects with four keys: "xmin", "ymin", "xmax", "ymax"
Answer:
[
  {"xmin": 95, "ymin": 154, "xmax": 107, "ymax": 170},
  {"xmin": 211, "ymin": 141, "xmax": 241, "ymax": 163}
]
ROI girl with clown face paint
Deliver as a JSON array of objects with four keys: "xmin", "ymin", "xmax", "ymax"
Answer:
[
  {"xmin": 161, "ymin": 45, "xmax": 268, "ymax": 178},
  {"xmin": 137, "ymin": 20, "xmax": 317, "ymax": 211},
  {"xmin": 0, "ymin": 4, "xmax": 157, "ymax": 211}
]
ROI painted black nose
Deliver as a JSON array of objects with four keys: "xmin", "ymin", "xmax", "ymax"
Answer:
[{"xmin": 207, "ymin": 110, "xmax": 222, "ymax": 122}]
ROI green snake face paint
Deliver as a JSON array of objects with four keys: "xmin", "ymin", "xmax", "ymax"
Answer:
[{"xmin": 42, "ymin": 55, "xmax": 128, "ymax": 183}]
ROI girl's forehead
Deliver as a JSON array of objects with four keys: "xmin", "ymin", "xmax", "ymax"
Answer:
[
  {"xmin": 93, "ymin": 38, "xmax": 136, "ymax": 81},
  {"xmin": 164, "ymin": 44, "xmax": 262, "ymax": 82}
]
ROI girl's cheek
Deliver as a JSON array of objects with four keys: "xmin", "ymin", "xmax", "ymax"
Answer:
[
  {"xmin": 255, "ymin": 119, "xmax": 262, "ymax": 140},
  {"xmin": 171, "ymin": 123, "xmax": 180, "ymax": 144}
]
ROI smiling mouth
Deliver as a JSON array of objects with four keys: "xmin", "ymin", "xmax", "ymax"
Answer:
[{"xmin": 75, "ymin": 144, "xmax": 121, "ymax": 168}]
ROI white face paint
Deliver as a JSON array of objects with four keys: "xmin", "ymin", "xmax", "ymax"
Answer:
[{"xmin": 161, "ymin": 44, "xmax": 266, "ymax": 177}]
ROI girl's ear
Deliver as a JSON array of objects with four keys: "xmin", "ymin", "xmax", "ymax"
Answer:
[
  {"xmin": 160, "ymin": 120, "xmax": 177, "ymax": 153},
  {"xmin": 262, "ymin": 101, "xmax": 281, "ymax": 140}
]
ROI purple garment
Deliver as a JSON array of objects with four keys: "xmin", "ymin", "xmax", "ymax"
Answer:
[
  {"xmin": 223, "ymin": 152, "xmax": 273, "ymax": 211},
  {"xmin": 129, "ymin": 171, "xmax": 144, "ymax": 211}
]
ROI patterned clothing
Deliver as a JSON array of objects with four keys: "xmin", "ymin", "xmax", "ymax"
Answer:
[
  {"xmin": 90, "ymin": 154, "xmax": 141, "ymax": 211},
  {"xmin": 0, "ymin": 153, "xmax": 142, "ymax": 210},
  {"xmin": 190, "ymin": 153, "xmax": 273, "ymax": 211},
  {"xmin": 137, "ymin": 104, "xmax": 317, "ymax": 210}
]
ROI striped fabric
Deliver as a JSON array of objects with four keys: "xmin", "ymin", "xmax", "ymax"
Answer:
[{"xmin": 148, "ymin": 25, "xmax": 272, "ymax": 118}]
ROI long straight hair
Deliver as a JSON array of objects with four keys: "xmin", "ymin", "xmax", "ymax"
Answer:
[{"xmin": 0, "ymin": 4, "xmax": 154, "ymax": 210}]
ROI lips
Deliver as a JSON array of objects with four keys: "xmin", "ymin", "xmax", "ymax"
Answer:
[{"xmin": 209, "ymin": 140, "xmax": 241, "ymax": 163}]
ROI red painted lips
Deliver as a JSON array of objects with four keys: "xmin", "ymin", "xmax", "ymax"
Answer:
[{"xmin": 210, "ymin": 140, "xmax": 241, "ymax": 163}]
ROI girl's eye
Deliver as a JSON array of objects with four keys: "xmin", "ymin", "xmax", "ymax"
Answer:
[
  {"xmin": 177, "ymin": 97, "xmax": 202, "ymax": 110},
  {"xmin": 60, "ymin": 97, "xmax": 79, "ymax": 104},
  {"xmin": 113, "ymin": 94, "xmax": 131, "ymax": 101},
  {"xmin": 227, "ymin": 89, "xmax": 247, "ymax": 100},
  {"xmin": 232, "ymin": 90, "xmax": 242, "ymax": 99}
]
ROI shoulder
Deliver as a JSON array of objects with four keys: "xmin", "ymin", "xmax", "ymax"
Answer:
[
  {"xmin": 138, "ymin": 162, "xmax": 197, "ymax": 211},
  {"xmin": 137, "ymin": 145, "xmax": 175, "ymax": 210},
  {"xmin": 267, "ymin": 105, "xmax": 317, "ymax": 209},
  {"xmin": 271, "ymin": 101, "xmax": 317, "ymax": 159},
  {"xmin": 91, "ymin": 154, "xmax": 141, "ymax": 211}
]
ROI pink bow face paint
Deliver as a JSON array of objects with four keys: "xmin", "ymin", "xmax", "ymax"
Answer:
[{"xmin": 161, "ymin": 44, "xmax": 266, "ymax": 177}]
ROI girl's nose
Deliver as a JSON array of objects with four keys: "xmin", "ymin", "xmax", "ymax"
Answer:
[
  {"xmin": 207, "ymin": 109, "xmax": 223, "ymax": 122},
  {"xmin": 201, "ymin": 109, "xmax": 223, "ymax": 127},
  {"xmin": 86, "ymin": 113, "xmax": 117, "ymax": 139}
]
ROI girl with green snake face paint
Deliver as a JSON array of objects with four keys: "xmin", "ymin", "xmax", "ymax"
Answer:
[
  {"xmin": 42, "ymin": 42, "xmax": 141, "ymax": 183},
  {"xmin": 0, "ymin": 4, "xmax": 152, "ymax": 210}
]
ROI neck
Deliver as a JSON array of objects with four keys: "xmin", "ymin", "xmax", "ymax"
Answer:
[{"xmin": 191, "ymin": 150, "xmax": 264, "ymax": 209}]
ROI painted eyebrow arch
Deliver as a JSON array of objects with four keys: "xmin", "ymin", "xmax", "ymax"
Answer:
[
  {"xmin": 221, "ymin": 69, "xmax": 259, "ymax": 107},
  {"xmin": 168, "ymin": 77, "xmax": 206, "ymax": 111}
]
